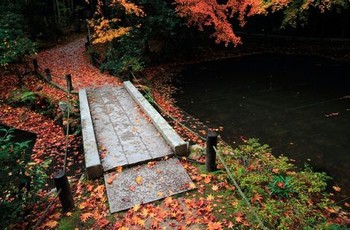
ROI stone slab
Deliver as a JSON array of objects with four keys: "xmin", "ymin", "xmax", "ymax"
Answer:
[
  {"xmin": 78, "ymin": 89, "xmax": 103, "ymax": 179},
  {"xmin": 123, "ymin": 81, "xmax": 189, "ymax": 156},
  {"xmin": 104, "ymin": 157, "xmax": 194, "ymax": 213},
  {"xmin": 86, "ymin": 86, "xmax": 175, "ymax": 172},
  {"xmin": 99, "ymin": 87, "xmax": 152, "ymax": 165},
  {"xmin": 112, "ymin": 87, "xmax": 173, "ymax": 159},
  {"xmin": 87, "ymin": 89, "xmax": 128, "ymax": 171}
]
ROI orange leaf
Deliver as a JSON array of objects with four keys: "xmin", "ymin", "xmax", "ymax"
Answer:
[
  {"xmin": 107, "ymin": 173, "xmax": 118, "ymax": 184},
  {"xmin": 332, "ymin": 186, "xmax": 341, "ymax": 192},
  {"xmin": 235, "ymin": 212, "xmax": 244, "ymax": 223},
  {"xmin": 251, "ymin": 193, "xmax": 263, "ymax": 203},
  {"xmin": 97, "ymin": 218, "xmax": 110, "ymax": 228},
  {"xmin": 80, "ymin": 212, "xmax": 94, "ymax": 222},
  {"xmin": 208, "ymin": 221, "xmax": 223, "ymax": 230},
  {"xmin": 164, "ymin": 196, "xmax": 173, "ymax": 206},
  {"xmin": 116, "ymin": 166, "xmax": 123, "ymax": 173},
  {"xmin": 188, "ymin": 182, "xmax": 196, "ymax": 189},
  {"xmin": 43, "ymin": 220, "xmax": 58, "ymax": 229},
  {"xmin": 204, "ymin": 175, "xmax": 212, "ymax": 184},
  {"xmin": 135, "ymin": 176, "xmax": 143, "ymax": 185}
]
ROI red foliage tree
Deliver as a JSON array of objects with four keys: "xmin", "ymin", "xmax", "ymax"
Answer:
[{"xmin": 174, "ymin": 0, "xmax": 348, "ymax": 46}]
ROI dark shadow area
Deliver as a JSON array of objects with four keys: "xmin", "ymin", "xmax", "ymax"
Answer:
[{"xmin": 174, "ymin": 54, "xmax": 350, "ymax": 199}]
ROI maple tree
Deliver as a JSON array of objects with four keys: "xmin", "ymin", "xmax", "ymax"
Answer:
[
  {"xmin": 87, "ymin": 0, "xmax": 144, "ymax": 45},
  {"xmin": 174, "ymin": 0, "xmax": 348, "ymax": 46}
]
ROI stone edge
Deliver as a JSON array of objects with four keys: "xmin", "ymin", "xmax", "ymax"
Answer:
[
  {"xmin": 123, "ymin": 81, "xmax": 188, "ymax": 156},
  {"xmin": 79, "ymin": 89, "xmax": 103, "ymax": 179}
]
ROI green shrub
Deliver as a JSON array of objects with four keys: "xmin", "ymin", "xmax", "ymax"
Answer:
[
  {"xmin": 9, "ymin": 89, "xmax": 55, "ymax": 117},
  {"xmin": 0, "ymin": 127, "xmax": 49, "ymax": 229},
  {"xmin": 219, "ymin": 139, "xmax": 346, "ymax": 229}
]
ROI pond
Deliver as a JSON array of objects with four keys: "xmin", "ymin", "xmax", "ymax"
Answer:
[{"xmin": 173, "ymin": 54, "xmax": 350, "ymax": 199}]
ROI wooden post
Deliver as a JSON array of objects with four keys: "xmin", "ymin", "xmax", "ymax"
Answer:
[
  {"xmin": 33, "ymin": 59, "xmax": 38, "ymax": 73},
  {"xmin": 45, "ymin": 68, "xmax": 52, "ymax": 81},
  {"xmin": 206, "ymin": 131, "xmax": 217, "ymax": 172},
  {"xmin": 65, "ymin": 74, "xmax": 73, "ymax": 93},
  {"xmin": 127, "ymin": 65, "xmax": 133, "ymax": 82},
  {"xmin": 53, "ymin": 169, "xmax": 74, "ymax": 212}
]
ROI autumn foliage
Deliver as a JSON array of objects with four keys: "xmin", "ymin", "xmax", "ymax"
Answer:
[
  {"xmin": 174, "ymin": 0, "xmax": 348, "ymax": 46},
  {"xmin": 88, "ymin": 0, "xmax": 144, "ymax": 44}
]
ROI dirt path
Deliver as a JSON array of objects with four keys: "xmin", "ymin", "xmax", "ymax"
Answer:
[{"xmin": 36, "ymin": 37, "xmax": 122, "ymax": 90}]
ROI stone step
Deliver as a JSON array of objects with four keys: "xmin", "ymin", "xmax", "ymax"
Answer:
[{"xmin": 104, "ymin": 157, "xmax": 194, "ymax": 213}]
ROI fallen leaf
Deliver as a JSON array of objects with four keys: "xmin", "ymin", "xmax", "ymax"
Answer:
[
  {"xmin": 207, "ymin": 194, "xmax": 214, "ymax": 201},
  {"xmin": 80, "ymin": 212, "xmax": 94, "ymax": 222},
  {"xmin": 188, "ymin": 182, "xmax": 196, "ymax": 189},
  {"xmin": 212, "ymin": 185, "xmax": 219, "ymax": 192},
  {"xmin": 43, "ymin": 220, "xmax": 58, "ymax": 228},
  {"xmin": 332, "ymin": 186, "xmax": 341, "ymax": 192},
  {"xmin": 116, "ymin": 166, "xmax": 123, "ymax": 173},
  {"xmin": 135, "ymin": 176, "xmax": 143, "ymax": 185},
  {"xmin": 204, "ymin": 175, "xmax": 212, "ymax": 184},
  {"xmin": 208, "ymin": 221, "xmax": 223, "ymax": 230},
  {"xmin": 107, "ymin": 173, "xmax": 118, "ymax": 184},
  {"xmin": 133, "ymin": 204, "xmax": 141, "ymax": 212}
]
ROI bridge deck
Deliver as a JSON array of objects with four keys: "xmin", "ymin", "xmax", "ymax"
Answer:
[
  {"xmin": 79, "ymin": 83, "xmax": 192, "ymax": 213},
  {"xmin": 86, "ymin": 86, "xmax": 173, "ymax": 172}
]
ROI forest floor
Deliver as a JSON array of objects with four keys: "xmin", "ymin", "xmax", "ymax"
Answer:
[
  {"xmin": 0, "ymin": 35, "xmax": 232, "ymax": 230},
  {"xmin": 1, "ymin": 34, "xmax": 349, "ymax": 229}
]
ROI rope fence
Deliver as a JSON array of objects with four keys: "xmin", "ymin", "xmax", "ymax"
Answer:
[
  {"xmin": 29, "ymin": 60, "xmax": 76, "ymax": 228},
  {"xmin": 32, "ymin": 189, "xmax": 62, "ymax": 229},
  {"xmin": 32, "ymin": 59, "xmax": 77, "ymax": 95}
]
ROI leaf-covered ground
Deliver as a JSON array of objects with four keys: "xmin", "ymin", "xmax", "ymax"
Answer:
[
  {"xmin": 1, "ymin": 36, "xmax": 349, "ymax": 229},
  {"xmin": 0, "ymin": 37, "xmax": 229, "ymax": 229},
  {"xmin": 36, "ymin": 36, "xmax": 122, "ymax": 89}
]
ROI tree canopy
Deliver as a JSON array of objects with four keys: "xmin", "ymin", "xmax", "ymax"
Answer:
[{"xmin": 174, "ymin": 0, "xmax": 349, "ymax": 46}]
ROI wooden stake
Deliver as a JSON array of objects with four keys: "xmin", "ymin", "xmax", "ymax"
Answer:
[
  {"xmin": 65, "ymin": 74, "xmax": 73, "ymax": 93},
  {"xmin": 206, "ymin": 131, "xmax": 217, "ymax": 172},
  {"xmin": 53, "ymin": 169, "xmax": 74, "ymax": 212}
]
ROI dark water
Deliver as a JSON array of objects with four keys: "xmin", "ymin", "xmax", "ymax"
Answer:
[{"xmin": 173, "ymin": 54, "xmax": 350, "ymax": 198}]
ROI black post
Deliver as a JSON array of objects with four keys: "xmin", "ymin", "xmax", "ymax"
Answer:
[
  {"xmin": 65, "ymin": 74, "xmax": 73, "ymax": 93},
  {"xmin": 53, "ymin": 170, "xmax": 74, "ymax": 212},
  {"xmin": 33, "ymin": 59, "xmax": 38, "ymax": 73},
  {"xmin": 206, "ymin": 131, "xmax": 217, "ymax": 172},
  {"xmin": 127, "ymin": 65, "xmax": 133, "ymax": 82},
  {"xmin": 44, "ymin": 68, "xmax": 52, "ymax": 81}
]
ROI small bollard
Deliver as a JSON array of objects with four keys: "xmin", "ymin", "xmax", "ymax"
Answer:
[
  {"xmin": 65, "ymin": 74, "xmax": 73, "ymax": 93},
  {"xmin": 206, "ymin": 131, "xmax": 218, "ymax": 172},
  {"xmin": 53, "ymin": 169, "xmax": 74, "ymax": 212},
  {"xmin": 127, "ymin": 65, "xmax": 133, "ymax": 82},
  {"xmin": 44, "ymin": 68, "xmax": 52, "ymax": 81},
  {"xmin": 33, "ymin": 59, "xmax": 38, "ymax": 73}
]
